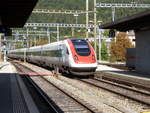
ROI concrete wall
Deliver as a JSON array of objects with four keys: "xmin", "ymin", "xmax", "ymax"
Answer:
[{"xmin": 135, "ymin": 29, "xmax": 150, "ymax": 74}]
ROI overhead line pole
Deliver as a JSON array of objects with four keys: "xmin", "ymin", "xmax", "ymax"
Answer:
[
  {"xmin": 57, "ymin": 26, "xmax": 59, "ymax": 42},
  {"xmin": 86, "ymin": 0, "xmax": 89, "ymax": 39},
  {"xmin": 47, "ymin": 28, "xmax": 51, "ymax": 43},
  {"xmin": 94, "ymin": 0, "xmax": 97, "ymax": 52},
  {"xmin": 112, "ymin": 7, "xmax": 115, "ymax": 22}
]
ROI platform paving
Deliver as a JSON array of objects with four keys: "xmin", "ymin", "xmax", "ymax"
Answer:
[
  {"xmin": 96, "ymin": 64, "xmax": 150, "ymax": 87},
  {"xmin": 0, "ymin": 62, "xmax": 15, "ymax": 73},
  {"xmin": 96, "ymin": 64, "xmax": 150, "ymax": 79},
  {"xmin": 0, "ymin": 62, "xmax": 39, "ymax": 113}
]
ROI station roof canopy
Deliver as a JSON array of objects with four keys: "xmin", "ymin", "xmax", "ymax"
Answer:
[
  {"xmin": 100, "ymin": 10, "xmax": 150, "ymax": 31},
  {"xmin": 0, "ymin": 0, "xmax": 38, "ymax": 28}
]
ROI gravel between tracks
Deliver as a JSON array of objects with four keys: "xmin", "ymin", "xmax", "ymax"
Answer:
[
  {"xmin": 20, "ymin": 62, "xmax": 150, "ymax": 113},
  {"xmin": 31, "ymin": 76, "xmax": 91, "ymax": 113}
]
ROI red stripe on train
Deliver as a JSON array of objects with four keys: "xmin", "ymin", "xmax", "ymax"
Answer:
[{"xmin": 126, "ymin": 56, "xmax": 136, "ymax": 59}]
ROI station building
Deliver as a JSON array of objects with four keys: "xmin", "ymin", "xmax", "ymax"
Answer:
[{"xmin": 100, "ymin": 10, "xmax": 150, "ymax": 74}]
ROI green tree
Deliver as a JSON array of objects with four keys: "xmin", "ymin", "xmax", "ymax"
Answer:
[
  {"xmin": 101, "ymin": 40, "xmax": 108, "ymax": 61},
  {"xmin": 28, "ymin": 0, "xmax": 149, "ymax": 24}
]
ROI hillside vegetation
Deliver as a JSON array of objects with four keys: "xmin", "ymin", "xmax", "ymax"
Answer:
[{"xmin": 28, "ymin": 0, "xmax": 150, "ymax": 24}]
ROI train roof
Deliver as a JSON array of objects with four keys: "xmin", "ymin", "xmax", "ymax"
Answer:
[
  {"xmin": 9, "ymin": 48, "xmax": 27, "ymax": 52},
  {"xmin": 29, "ymin": 45, "xmax": 42, "ymax": 49},
  {"xmin": 9, "ymin": 38, "xmax": 88, "ymax": 52}
]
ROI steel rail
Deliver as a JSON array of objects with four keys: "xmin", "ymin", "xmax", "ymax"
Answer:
[
  {"xmin": 13, "ymin": 62, "xmax": 62, "ymax": 113},
  {"xmin": 79, "ymin": 78, "xmax": 150, "ymax": 106}
]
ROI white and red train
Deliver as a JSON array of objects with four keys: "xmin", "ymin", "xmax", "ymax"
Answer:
[{"xmin": 8, "ymin": 39, "xmax": 97, "ymax": 75}]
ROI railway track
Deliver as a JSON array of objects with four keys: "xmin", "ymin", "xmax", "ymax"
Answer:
[
  {"xmin": 12, "ymin": 61, "xmax": 100, "ymax": 113},
  {"xmin": 95, "ymin": 64, "xmax": 150, "ymax": 93},
  {"xmin": 12, "ymin": 62, "xmax": 63, "ymax": 113},
  {"xmin": 97, "ymin": 74, "xmax": 150, "ymax": 92},
  {"xmin": 12, "ymin": 60, "xmax": 150, "ymax": 113},
  {"xmin": 78, "ymin": 78, "xmax": 150, "ymax": 106}
]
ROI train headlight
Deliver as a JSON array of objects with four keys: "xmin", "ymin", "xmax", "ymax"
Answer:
[
  {"xmin": 92, "ymin": 55, "xmax": 95, "ymax": 60},
  {"xmin": 74, "ymin": 55, "xmax": 78, "ymax": 60}
]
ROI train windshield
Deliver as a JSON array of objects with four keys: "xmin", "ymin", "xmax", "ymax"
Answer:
[{"xmin": 71, "ymin": 39, "xmax": 91, "ymax": 56}]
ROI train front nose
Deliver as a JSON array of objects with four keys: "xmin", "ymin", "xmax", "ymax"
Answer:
[
  {"xmin": 69, "ymin": 39, "xmax": 96, "ymax": 63},
  {"xmin": 68, "ymin": 39, "xmax": 97, "ymax": 73}
]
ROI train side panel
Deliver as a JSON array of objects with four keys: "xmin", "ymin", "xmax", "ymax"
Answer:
[{"xmin": 27, "ymin": 46, "xmax": 42, "ymax": 64}]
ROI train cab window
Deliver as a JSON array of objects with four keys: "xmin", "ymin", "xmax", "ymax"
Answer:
[{"xmin": 71, "ymin": 39, "xmax": 91, "ymax": 56}]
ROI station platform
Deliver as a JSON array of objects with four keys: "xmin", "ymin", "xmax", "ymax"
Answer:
[
  {"xmin": 96, "ymin": 63, "xmax": 150, "ymax": 87},
  {"xmin": 0, "ymin": 61, "xmax": 14, "ymax": 73},
  {"xmin": 0, "ymin": 61, "xmax": 39, "ymax": 113}
]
